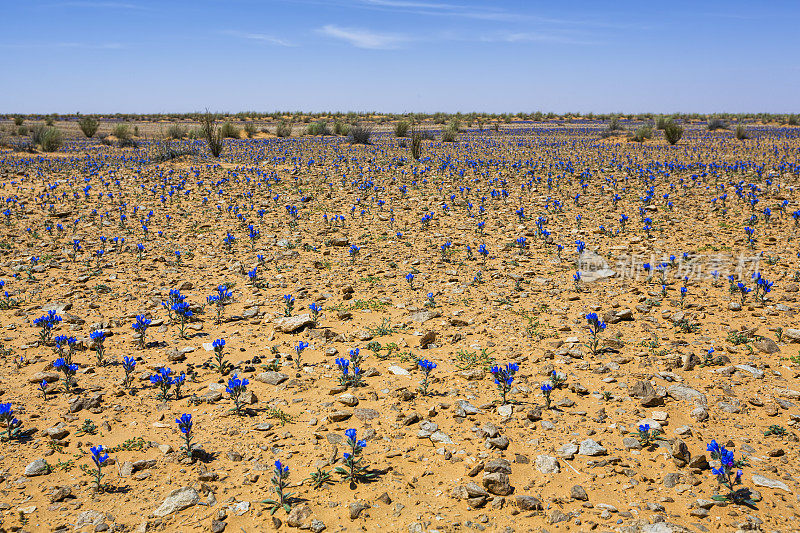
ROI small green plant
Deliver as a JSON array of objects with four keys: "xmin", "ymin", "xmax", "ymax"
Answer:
[
  {"xmin": 674, "ymin": 318, "xmax": 698, "ymax": 334},
  {"xmin": 727, "ymin": 331, "xmax": 751, "ymax": 346},
  {"xmin": 764, "ymin": 425, "xmax": 787, "ymax": 437},
  {"xmin": 454, "ymin": 348, "xmax": 495, "ymax": 371},
  {"xmin": 632, "ymin": 423, "xmax": 665, "ymax": 447},
  {"xmin": 76, "ymin": 418, "xmax": 97, "ymax": 436},
  {"xmin": 368, "ymin": 318, "xmax": 394, "ymax": 337},
  {"xmin": 307, "ymin": 467, "xmax": 334, "ymax": 489},
  {"xmin": 265, "ymin": 406, "xmax": 294, "ymax": 425}
]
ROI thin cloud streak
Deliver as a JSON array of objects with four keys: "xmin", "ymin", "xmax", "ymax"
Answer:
[
  {"xmin": 221, "ymin": 30, "xmax": 295, "ymax": 47},
  {"xmin": 318, "ymin": 24, "xmax": 408, "ymax": 49}
]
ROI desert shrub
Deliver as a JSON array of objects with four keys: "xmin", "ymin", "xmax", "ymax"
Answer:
[
  {"xmin": 78, "ymin": 115, "xmax": 99, "ymax": 138},
  {"xmin": 166, "ymin": 124, "xmax": 187, "ymax": 139},
  {"xmin": 13, "ymin": 116, "xmax": 23, "ymax": 126},
  {"xmin": 98, "ymin": 134, "xmax": 113, "ymax": 146},
  {"xmin": 32, "ymin": 125, "xmax": 63, "ymax": 152},
  {"xmin": 151, "ymin": 139, "xmax": 198, "ymax": 162},
  {"xmin": 663, "ymin": 121, "xmax": 684, "ymax": 145},
  {"xmin": 118, "ymin": 137, "xmax": 139, "ymax": 148},
  {"xmin": 188, "ymin": 127, "xmax": 203, "ymax": 140},
  {"xmin": 305, "ymin": 121, "xmax": 331, "ymax": 136},
  {"xmin": 788, "ymin": 114, "xmax": 799, "ymax": 126},
  {"xmin": 441, "ymin": 122, "xmax": 458, "ymax": 142},
  {"xmin": 630, "ymin": 125, "xmax": 653, "ymax": 142},
  {"xmin": 735, "ymin": 124, "xmax": 749, "ymax": 140},
  {"xmin": 45, "ymin": 116, "xmax": 55, "ymax": 126},
  {"xmin": 394, "ymin": 121, "xmax": 410, "ymax": 137},
  {"xmin": 243, "ymin": 122, "xmax": 257, "ymax": 138},
  {"xmin": 608, "ymin": 115, "xmax": 624, "ymax": 131},
  {"xmin": 707, "ymin": 117, "xmax": 728, "ymax": 131},
  {"xmin": 655, "ymin": 115, "xmax": 669, "ymax": 130},
  {"xmin": 201, "ymin": 111, "xmax": 224, "ymax": 157},
  {"xmin": 410, "ymin": 124, "xmax": 424, "ymax": 160},
  {"xmin": 275, "ymin": 122, "xmax": 292, "ymax": 138},
  {"xmin": 113, "ymin": 123, "xmax": 131, "ymax": 140},
  {"xmin": 18, "ymin": 125, "xmax": 28, "ymax": 136},
  {"xmin": 333, "ymin": 120, "xmax": 350, "ymax": 136},
  {"xmin": 220, "ymin": 122, "xmax": 240, "ymax": 139},
  {"xmin": 348, "ymin": 124, "xmax": 372, "ymax": 145}
]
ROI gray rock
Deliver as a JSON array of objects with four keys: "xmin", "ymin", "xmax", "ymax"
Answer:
[
  {"xmin": 784, "ymin": 328, "xmax": 800, "ymax": 343},
  {"xmin": 482, "ymin": 472, "xmax": 514, "ymax": 496},
  {"xmin": 735, "ymin": 364, "xmax": 765, "ymax": 378},
  {"xmin": 255, "ymin": 371, "xmax": 288, "ymax": 385},
  {"xmin": 578, "ymin": 439, "xmax": 607, "ymax": 456},
  {"xmin": 273, "ymin": 314, "xmax": 315, "ymax": 333},
  {"xmin": 408, "ymin": 310, "xmax": 440, "ymax": 324},
  {"xmin": 25, "ymin": 458, "xmax": 50, "ymax": 477},
  {"xmin": 570, "ymin": 485, "xmax": 588, "ymax": 501},
  {"xmin": 348, "ymin": 501, "xmax": 369, "ymax": 519},
  {"xmin": 753, "ymin": 338, "xmax": 780, "ymax": 354},
  {"xmin": 454, "ymin": 400, "xmax": 480, "ymax": 417},
  {"xmin": 752, "ymin": 474, "xmax": 791, "ymax": 492},
  {"xmin": 74, "ymin": 510, "xmax": 104, "ymax": 530},
  {"xmin": 429, "ymin": 430, "xmax": 454, "ymax": 445},
  {"xmin": 623, "ymin": 437, "xmax": 643, "ymax": 450},
  {"xmin": 484, "ymin": 458, "xmax": 512, "ymax": 474},
  {"xmin": 667, "ymin": 384, "xmax": 707, "ymax": 406},
  {"xmin": 557, "ymin": 442, "xmax": 579, "ymax": 459},
  {"xmin": 535, "ymin": 455, "xmax": 559, "ymax": 474},
  {"xmin": 153, "ymin": 487, "xmax": 200, "ymax": 517},
  {"xmin": 515, "ymin": 495, "xmax": 543, "ymax": 510},
  {"xmin": 691, "ymin": 406, "xmax": 709, "ymax": 421},
  {"xmin": 387, "ymin": 365, "xmax": 410, "ymax": 376}
]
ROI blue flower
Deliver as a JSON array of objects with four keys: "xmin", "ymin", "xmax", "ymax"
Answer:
[
  {"xmin": 345, "ymin": 428, "xmax": 357, "ymax": 441},
  {"xmin": 90, "ymin": 445, "xmax": 109, "ymax": 467},
  {"xmin": 176, "ymin": 413, "xmax": 192, "ymax": 434}
]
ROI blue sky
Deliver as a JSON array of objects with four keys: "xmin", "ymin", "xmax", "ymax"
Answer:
[{"xmin": 2, "ymin": 0, "xmax": 799, "ymax": 113}]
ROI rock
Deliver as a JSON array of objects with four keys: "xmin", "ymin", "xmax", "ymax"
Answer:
[
  {"xmin": 557, "ymin": 442, "xmax": 579, "ymax": 459},
  {"xmin": 49, "ymin": 486, "xmax": 73, "ymax": 502},
  {"xmin": 377, "ymin": 492, "xmax": 392, "ymax": 505},
  {"xmin": 784, "ymin": 328, "xmax": 800, "ymax": 343},
  {"xmin": 255, "ymin": 371, "xmax": 288, "ymax": 385},
  {"xmin": 348, "ymin": 501, "xmax": 370, "ymax": 519},
  {"xmin": 623, "ymin": 437, "xmax": 643, "ymax": 450},
  {"xmin": 671, "ymin": 439, "xmax": 691, "ymax": 467},
  {"xmin": 486, "ymin": 436, "xmax": 509, "ymax": 450},
  {"xmin": 274, "ymin": 314, "xmax": 315, "ymax": 333},
  {"xmin": 515, "ymin": 495, "xmax": 543, "ymax": 510},
  {"xmin": 430, "ymin": 430, "xmax": 454, "ymax": 445},
  {"xmin": 570, "ymin": 485, "xmax": 588, "ymax": 501},
  {"xmin": 409, "ymin": 310, "xmax": 441, "ymax": 323},
  {"xmin": 641, "ymin": 394, "xmax": 664, "ymax": 407},
  {"xmin": 388, "ymin": 365, "xmax": 411, "ymax": 376},
  {"xmin": 458, "ymin": 368, "xmax": 485, "ymax": 381},
  {"xmin": 75, "ymin": 510, "xmax": 105, "ymax": 530},
  {"xmin": 454, "ymin": 400, "xmax": 480, "ymax": 417},
  {"xmin": 25, "ymin": 458, "xmax": 50, "ymax": 476},
  {"xmin": 153, "ymin": 487, "xmax": 200, "ymax": 517},
  {"xmin": 328, "ymin": 410, "xmax": 352, "ymax": 422},
  {"xmin": 309, "ymin": 518, "xmax": 326, "ymax": 532},
  {"xmin": 754, "ymin": 337, "xmax": 780, "ymax": 354},
  {"xmin": 752, "ymin": 474, "xmax": 791, "ymax": 492},
  {"xmin": 484, "ymin": 458, "xmax": 512, "ymax": 474},
  {"xmin": 286, "ymin": 503, "xmax": 313, "ymax": 527},
  {"xmin": 419, "ymin": 331, "xmax": 436, "ymax": 348},
  {"xmin": 337, "ymin": 393, "xmax": 359, "ymax": 407},
  {"xmin": 578, "ymin": 439, "xmax": 607, "ymax": 456},
  {"xmin": 690, "ymin": 407, "xmax": 709, "ymax": 421},
  {"xmin": 630, "ymin": 380, "xmax": 656, "ymax": 398},
  {"xmin": 667, "ymin": 384, "xmax": 707, "ymax": 406},
  {"xmin": 735, "ymin": 364, "xmax": 765, "ymax": 378},
  {"xmin": 535, "ymin": 455, "xmax": 559, "ymax": 474},
  {"xmin": 211, "ymin": 520, "xmax": 227, "ymax": 533},
  {"xmin": 482, "ymin": 472, "xmax": 514, "ymax": 496},
  {"xmin": 29, "ymin": 371, "xmax": 60, "ymax": 384}
]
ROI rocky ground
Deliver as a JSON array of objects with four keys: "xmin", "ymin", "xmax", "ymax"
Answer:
[{"xmin": 1, "ymin": 120, "xmax": 800, "ymax": 533}]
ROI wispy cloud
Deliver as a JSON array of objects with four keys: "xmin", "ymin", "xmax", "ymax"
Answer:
[
  {"xmin": 484, "ymin": 31, "xmax": 599, "ymax": 46},
  {"xmin": 318, "ymin": 24, "xmax": 408, "ymax": 49},
  {"xmin": 221, "ymin": 30, "xmax": 294, "ymax": 47}
]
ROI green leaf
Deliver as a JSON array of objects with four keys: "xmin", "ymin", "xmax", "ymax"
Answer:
[{"xmin": 711, "ymin": 495, "xmax": 729, "ymax": 501}]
